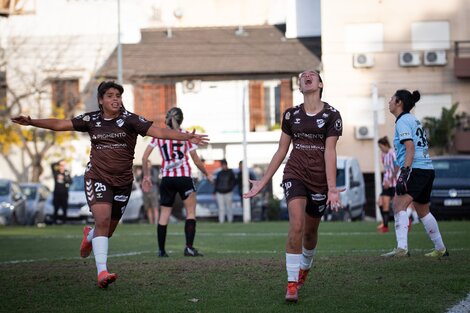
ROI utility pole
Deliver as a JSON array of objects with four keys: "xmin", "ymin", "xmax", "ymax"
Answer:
[
  {"xmin": 117, "ymin": 0, "xmax": 123, "ymax": 84},
  {"xmin": 372, "ymin": 83, "xmax": 382, "ymax": 221}
]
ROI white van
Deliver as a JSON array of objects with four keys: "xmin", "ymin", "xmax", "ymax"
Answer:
[{"xmin": 327, "ymin": 156, "xmax": 366, "ymax": 221}]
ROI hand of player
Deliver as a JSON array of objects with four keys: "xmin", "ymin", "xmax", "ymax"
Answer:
[
  {"xmin": 11, "ymin": 115, "xmax": 32, "ymax": 126},
  {"xmin": 141, "ymin": 176, "xmax": 152, "ymax": 193},
  {"xmin": 396, "ymin": 167, "xmax": 411, "ymax": 195},
  {"xmin": 188, "ymin": 129, "xmax": 209, "ymax": 146},
  {"xmin": 243, "ymin": 179, "xmax": 263, "ymax": 198},
  {"xmin": 326, "ymin": 187, "xmax": 345, "ymax": 212}
]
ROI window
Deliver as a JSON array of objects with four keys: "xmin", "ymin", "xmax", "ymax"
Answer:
[
  {"xmin": 50, "ymin": 79, "xmax": 80, "ymax": 116},
  {"xmin": 344, "ymin": 23, "xmax": 383, "ymax": 53},
  {"xmin": 412, "ymin": 21, "xmax": 450, "ymax": 50}
]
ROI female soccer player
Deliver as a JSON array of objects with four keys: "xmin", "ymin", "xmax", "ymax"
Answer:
[
  {"xmin": 381, "ymin": 89, "xmax": 448, "ymax": 258},
  {"xmin": 244, "ymin": 70, "xmax": 343, "ymax": 303},
  {"xmin": 376, "ymin": 136, "xmax": 399, "ymax": 233},
  {"xmin": 11, "ymin": 81, "xmax": 208, "ymax": 288},
  {"xmin": 141, "ymin": 107, "xmax": 210, "ymax": 257}
]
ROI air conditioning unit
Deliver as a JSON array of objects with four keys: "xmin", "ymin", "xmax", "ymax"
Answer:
[
  {"xmin": 353, "ymin": 53, "xmax": 374, "ymax": 68},
  {"xmin": 355, "ymin": 125, "xmax": 374, "ymax": 140},
  {"xmin": 399, "ymin": 51, "xmax": 421, "ymax": 67},
  {"xmin": 182, "ymin": 80, "xmax": 201, "ymax": 93},
  {"xmin": 424, "ymin": 50, "xmax": 447, "ymax": 66}
]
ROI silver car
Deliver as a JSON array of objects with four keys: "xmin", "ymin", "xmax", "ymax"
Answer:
[
  {"xmin": 19, "ymin": 183, "xmax": 51, "ymax": 225},
  {"xmin": 0, "ymin": 179, "xmax": 27, "ymax": 225}
]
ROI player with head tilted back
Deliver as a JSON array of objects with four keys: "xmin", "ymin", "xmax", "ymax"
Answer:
[
  {"xmin": 11, "ymin": 81, "xmax": 209, "ymax": 288},
  {"xmin": 244, "ymin": 70, "xmax": 343, "ymax": 303},
  {"xmin": 141, "ymin": 107, "xmax": 211, "ymax": 258},
  {"xmin": 381, "ymin": 89, "xmax": 448, "ymax": 258}
]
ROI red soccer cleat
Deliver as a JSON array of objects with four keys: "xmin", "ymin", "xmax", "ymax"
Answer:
[
  {"xmin": 97, "ymin": 271, "xmax": 117, "ymax": 289},
  {"xmin": 80, "ymin": 226, "xmax": 93, "ymax": 258},
  {"xmin": 378, "ymin": 226, "xmax": 389, "ymax": 233},
  {"xmin": 285, "ymin": 282, "xmax": 298, "ymax": 303},
  {"xmin": 297, "ymin": 269, "xmax": 310, "ymax": 289}
]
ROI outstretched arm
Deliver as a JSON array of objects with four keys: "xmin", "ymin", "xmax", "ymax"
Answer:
[
  {"xmin": 325, "ymin": 136, "xmax": 343, "ymax": 211},
  {"xmin": 146, "ymin": 125, "xmax": 209, "ymax": 146},
  {"xmin": 244, "ymin": 132, "xmax": 291, "ymax": 198},
  {"xmin": 11, "ymin": 116, "xmax": 74, "ymax": 131}
]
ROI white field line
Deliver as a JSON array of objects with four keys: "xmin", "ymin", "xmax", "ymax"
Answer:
[
  {"xmin": 1, "ymin": 247, "xmax": 468, "ymax": 265},
  {"xmin": 447, "ymin": 292, "xmax": 470, "ymax": 313}
]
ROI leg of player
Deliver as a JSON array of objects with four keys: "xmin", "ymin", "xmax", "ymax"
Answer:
[
  {"xmin": 285, "ymin": 198, "xmax": 305, "ymax": 303},
  {"xmin": 183, "ymin": 193, "xmax": 203, "ymax": 257},
  {"xmin": 381, "ymin": 194, "xmax": 412, "ymax": 257},
  {"xmin": 90, "ymin": 203, "xmax": 117, "ymax": 288},
  {"xmin": 297, "ymin": 214, "xmax": 320, "ymax": 289},
  {"xmin": 157, "ymin": 205, "xmax": 172, "ymax": 257},
  {"xmin": 414, "ymin": 202, "xmax": 448, "ymax": 257}
]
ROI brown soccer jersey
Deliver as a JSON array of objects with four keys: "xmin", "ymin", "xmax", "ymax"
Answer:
[
  {"xmin": 72, "ymin": 110, "xmax": 153, "ymax": 186},
  {"xmin": 281, "ymin": 102, "xmax": 342, "ymax": 192}
]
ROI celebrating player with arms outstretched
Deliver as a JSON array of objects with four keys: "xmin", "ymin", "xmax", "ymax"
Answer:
[{"xmin": 11, "ymin": 81, "xmax": 208, "ymax": 288}]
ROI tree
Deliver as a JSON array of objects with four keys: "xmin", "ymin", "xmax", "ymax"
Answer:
[
  {"xmin": 0, "ymin": 37, "xmax": 84, "ymax": 182},
  {"xmin": 422, "ymin": 102, "xmax": 459, "ymax": 155}
]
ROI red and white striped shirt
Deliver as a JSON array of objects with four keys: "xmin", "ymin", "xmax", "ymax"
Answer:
[
  {"xmin": 149, "ymin": 130, "xmax": 197, "ymax": 177},
  {"xmin": 382, "ymin": 150, "xmax": 397, "ymax": 187}
]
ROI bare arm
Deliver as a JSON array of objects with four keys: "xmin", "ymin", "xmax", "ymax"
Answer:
[
  {"xmin": 146, "ymin": 125, "xmax": 209, "ymax": 146},
  {"xmin": 244, "ymin": 132, "xmax": 291, "ymax": 198},
  {"xmin": 189, "ymin": 150, "xmax": 210, "ymax": 181},
  {"xmin": 141, "ymin": 145, "xmax": 155, "ymax": 193},
  {"xmin": 325, "ymin": 136, "xmax": 342, "ymax": 211},
  {"xmin": 403, "ymin": 140, "xmax": 415, "ymax": 168},
  {"xmin": 11, "ymin": 116, "xmax": 74, "ymax": 131}
]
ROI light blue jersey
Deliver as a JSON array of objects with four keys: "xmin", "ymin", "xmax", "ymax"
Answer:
[{"xmin": 394, "ymin": 113, "xmax": 433, "ymax": 170}]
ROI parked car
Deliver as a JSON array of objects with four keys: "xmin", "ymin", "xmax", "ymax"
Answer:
[
  {"xmin": 0, "ymin": 179, "xmax": 27, "ymax": 225},
  {"xmin": 19, "ymin": 183, "xmax": 50, "ymax": 225},
  {"xmin": 79, "ymin": 181, "xmax": 145, "ymax": 223},
  {"xmin": 279, "ymin": 156, "xmax": 366, "ymax": 221},
  {"xmin": 44, "ymin": 175, "xmax": 87, "ymax": 224},
  {"xmin": 192, "ymin": 169, "xmax": 264, "ymax": 221},
  {"xmin": 430, "ymin": 155, "xmax": 470, "ymax": 220}
]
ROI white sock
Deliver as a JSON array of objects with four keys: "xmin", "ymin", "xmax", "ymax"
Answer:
[
  {"xmin": 286, "ymin": 253, "xmax": 301, "ymax": 282},
  {"xmin": 92, "ymin": 236, "xmax": 108, "ymax": 274},
  {"xmin": 300, "ymin": 247, "xmax": 316, "ymax": 270},
  {"xmin": 412, "ymin": 211, "xmax": 419, "ymax": 223},
  {"xmin": 395, "ymin": 211, "xmax": 409, "ymax": 250},
  {"xmin": 406, "ymin": 207, "xmax": 412, "ymax": 217},
  {"xmin": 87, "ymin": 228, "xmax": 94, "ymax": 242},
  {"xmin": 421, "ymin": 213, "xmax": 446, "ymax": 251}
]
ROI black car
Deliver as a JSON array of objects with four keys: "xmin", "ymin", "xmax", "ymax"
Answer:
[{"xmin": 430, "ymin": 155, "xmax": 470, "ymax": 220}]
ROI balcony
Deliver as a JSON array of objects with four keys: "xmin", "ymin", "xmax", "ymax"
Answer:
[{"xmin": 454, "ymin": 41, "xmax": 470, "ymax": 78}]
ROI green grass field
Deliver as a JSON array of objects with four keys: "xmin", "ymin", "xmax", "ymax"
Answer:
[{"xmin": 0, "ymin": 221, "xmax": 469, "ymax": 313}]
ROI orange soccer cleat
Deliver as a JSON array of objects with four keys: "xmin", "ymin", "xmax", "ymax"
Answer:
[
  {"xmin": 285, "ymin": 282, "xmax": 298, "ymax": 303},
  {"xmin": 297, "ymin": 269, "xmax": 310, "ymax": 289},
  {"xmin": 80, "ymin": 226, "xmax": 93, "ymax": 258},
  {"xmin": 97, "ymin": 271, "xmax": 117, "ymax": 289}
]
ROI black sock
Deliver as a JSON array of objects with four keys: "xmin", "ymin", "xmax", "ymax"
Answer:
[
  {"xmin": 383, "ymin": 211, "xmax": 389, "ymax": 227},
  {"xmin": 185, "ymin": 219, "xmax": 196, "ymax": 248},
  {"xmin": 157, "ymin": 224, "xmax": 167, "ymax": 253},
  {"xmin": 379, "ymin": 206, "xmax": 385, "ymax": 222}
]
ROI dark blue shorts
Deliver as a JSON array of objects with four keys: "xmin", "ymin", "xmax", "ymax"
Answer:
[{"xmin": 160, "ymin": 177, "xmax": 196, "ymax": 207}]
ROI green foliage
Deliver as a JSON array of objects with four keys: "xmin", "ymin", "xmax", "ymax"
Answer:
[
  {"xmin": 266, "ymin": 197, "xmax": 281, "ymax": 220},
  {"xmin": 422, "ymin": 102, "xmax": 459, "ymax": 155}
]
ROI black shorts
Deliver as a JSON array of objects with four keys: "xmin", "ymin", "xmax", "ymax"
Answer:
[
  {"xmin": 406, "ymin": 168, "xmax": 435, "ymax": 204},
  {"xmin": 160, "ymin": 177, "xmax": 196, "ymax": 207},
  {"xmin": 381, "ymin": 187, "xmax": 396, "ymax": 197},
  {"xmin": 282, "ymin": 179, "xmax": 327, "ymax": 218},
  {"xmin": 84, "ymin": 178, "xmax": 132, "ymax": 220}
]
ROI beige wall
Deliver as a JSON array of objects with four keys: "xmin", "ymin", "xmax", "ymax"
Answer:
[{"xmin": 321, "ymin": 0, "xmax": 470, "ymax": 172}]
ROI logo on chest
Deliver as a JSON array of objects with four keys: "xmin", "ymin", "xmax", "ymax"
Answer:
[{"xmin": 316, "ymin": 119, "xmax": 325, "ymax": 128}]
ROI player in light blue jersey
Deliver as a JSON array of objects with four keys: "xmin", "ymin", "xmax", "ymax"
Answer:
[{"xmin": 382, "ymin": 89, "xmax": 448, "ymax": 258}]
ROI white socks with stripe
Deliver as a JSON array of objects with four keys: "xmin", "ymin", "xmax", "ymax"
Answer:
[
  {"xmin": 286, "ymin": 253, "xmax": 300, "ymax": 282},
  {"xmin": 87, "ymin": 228, "xmax": 94, "ymax": 242},
  {"xmin": 300, "ymin": 247, "xmax": 316, "ymax": 270},
  {"xmin": 421, "ymin": 213, "xmax": 446, "ymax": 251},
  {"xmin": 92, "ymin": 236, "xmax": 108, "ymax": 274},
  {"xmin": 395, "ymin": 211, "xmax": 409, "ymax": 250}
]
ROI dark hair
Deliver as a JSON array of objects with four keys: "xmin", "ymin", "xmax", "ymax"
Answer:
[
  {"xmin": 394, "ymin": 89, "xmax": 420, "ymax": 113},
  {"xmin": 165, "ymin": 107, "xmax": 184, "ymax": 129},
  {"xmin": 377, "ymin": 136, "xmax": 391, "ymax": 148},
  {"xmin": 220, "ymin": 159, "xmax": 228, "ymax": 166},
  {"xmin": 97, "ymin": 81, "xmax": 124, "ymax": 112}
]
